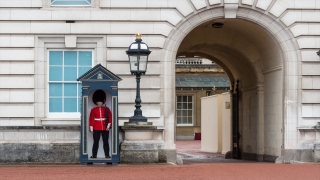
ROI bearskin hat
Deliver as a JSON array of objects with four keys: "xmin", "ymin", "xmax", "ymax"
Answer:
[{"xmin": 92, "ymin": 89, "xmax": 106, "ymax": 105}]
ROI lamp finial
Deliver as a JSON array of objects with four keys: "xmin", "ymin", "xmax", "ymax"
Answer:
[{"xmin": 136, "ymin": 32, "xmax": 141, "ymax": 39}]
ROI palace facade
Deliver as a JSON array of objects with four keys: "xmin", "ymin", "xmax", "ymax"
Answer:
[{"xmin": 0, "ymin": 0, "xmax": 320, "ymax": 163}]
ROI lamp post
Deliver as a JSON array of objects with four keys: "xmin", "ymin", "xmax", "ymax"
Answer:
[{"xmin": 126, "ymin": 33, "xmax": 151, "ymax": 122}]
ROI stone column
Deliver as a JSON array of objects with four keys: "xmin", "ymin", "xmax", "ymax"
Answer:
[
  {"xmin": 162, "ymin": 49, "xmax": 177, "ymax": 150},
  {"xmin": 257, "ymin": 84, "xmax": 264, "ymax": 161}
]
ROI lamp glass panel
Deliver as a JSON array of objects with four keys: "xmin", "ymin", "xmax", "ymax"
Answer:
[
  {"xmin": 140, "ymin": 44, "xmax": 148, "ymax": 49},
  {"xmin": 130, "ymin": 44, "xmax": 138, "ymax": 49},
  {"xmin": 129, "ymin": 55, "xmax": 138, "ymax": 71},
  {"xmin": 139, "ymin": 55, "xmax": 148, "ymax": 71}
]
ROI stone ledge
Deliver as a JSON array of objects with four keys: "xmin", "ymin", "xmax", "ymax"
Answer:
[
  {"xmin": 121, "ymin": 140, "xmax": 165, "ymax": 150},
  {"xmin": 0, "ymin": 140, "xmax": 79, "ymax": 144},
  {"xmin": 41, "ymin": 118, "xmax": 80, "ymax": 126},
  {"xmin": 122, "ymin": 122, "xmax": 161, "ymax": 130},
  {"xmin": 0, "ymin": 125, "xmax": 80, "ymax": 130}
]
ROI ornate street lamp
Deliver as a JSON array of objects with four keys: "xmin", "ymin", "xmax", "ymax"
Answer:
[{"xmin": 126, "ymin": 33, "xmax": 151, "ymax": 122}]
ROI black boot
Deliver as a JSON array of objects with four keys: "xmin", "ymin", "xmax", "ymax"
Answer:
[
  {"xmin": 90, "ymin": 155, "xmax": 97, "ymax": 158},
  {"xmin": 105, "ymin": 155, "xmax": 111, "ymax": 158}
]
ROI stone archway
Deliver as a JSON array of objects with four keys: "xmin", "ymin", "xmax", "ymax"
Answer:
[{"xmin": 162, "ymin": 7, "xmax": 300, "ymax": 161}]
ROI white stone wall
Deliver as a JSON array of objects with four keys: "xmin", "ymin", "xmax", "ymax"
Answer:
[
  {"xmin": 264, "ymin": 70, "xmax": 283, "ymax": 156},
  {"xmin": 0, "ymin": 0, "xmax": 320, "ymax": 157},
  {"xmin": 0, "ymin": 34, "xmax": 36, "ymax": 125}
]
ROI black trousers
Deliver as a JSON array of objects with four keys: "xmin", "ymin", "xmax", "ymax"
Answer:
[{"xmin": 92, "ymin": 130, "xmax": 109, "ymax": 156}]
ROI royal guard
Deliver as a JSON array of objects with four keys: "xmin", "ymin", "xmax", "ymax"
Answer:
[{"xmin": 89, "ymin": 90, "xmax": 112, "ymax": 158}]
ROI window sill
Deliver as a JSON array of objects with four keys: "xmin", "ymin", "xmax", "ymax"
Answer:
[
  {"xmin": 50, "ymin": 5, "xmax": 91, "ymax": 7},
  {"xmin": 297, "ymin": 126, "xmax": 320, "ymax": 131},
  {"xmin": 176, "ymin": 124, "xmax": 194, "ymax": 127}
]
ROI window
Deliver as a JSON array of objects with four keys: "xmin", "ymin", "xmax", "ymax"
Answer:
[
  {"xmin": 176, "ymin": 95, "xmax": 193, "ymax": 125},
  {"xmin": 51, "ymin": 0, "xmax": 91, "ymax": 6},
  {"xmin": 48, "ymin": 50, "xmax": 92, "ymax": 115}
]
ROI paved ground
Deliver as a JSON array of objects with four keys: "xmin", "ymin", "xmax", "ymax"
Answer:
[
  {"xmin": 1, "ymin": 162, "xmax": 320, "ymax": 180},
  {"xmin": 1, "ymin": 140, "xmax": 320, "ymax": 180}
]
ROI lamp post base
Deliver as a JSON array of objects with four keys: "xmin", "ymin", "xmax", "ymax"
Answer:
[
  {"xmin": 129, "ymin": 115, "xmax": 147, "ymax": 122},
  {"xmin": 120, "ymin": 122, "xmax": 177, "ymax": 164}
]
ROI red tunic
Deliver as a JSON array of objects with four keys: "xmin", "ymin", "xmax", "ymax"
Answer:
[{"xmin": 89, "ymin": 106, "xmax": 112, "ymax": 130}]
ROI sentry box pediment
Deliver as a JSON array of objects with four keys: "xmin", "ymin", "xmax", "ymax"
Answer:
[
  {"xmin": 77, "ymin": 64, "xmax": 121, "ymax": 164},
  {"xmin": 77, "ymin": 63, "xmax": 122, "ymax": 82}
]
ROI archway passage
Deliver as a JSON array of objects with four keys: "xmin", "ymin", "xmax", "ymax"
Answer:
[{"xmin": 174, "ymin": 17, "xmax": 286, "ymax": 161}]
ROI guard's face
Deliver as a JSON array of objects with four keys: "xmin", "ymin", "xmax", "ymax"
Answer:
[{"xmin": 97, "ymin": 101, "xmax": 103, "ymax": 107}]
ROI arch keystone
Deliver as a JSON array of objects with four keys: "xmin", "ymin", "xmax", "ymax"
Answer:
[{"xmin": 225, "ymin": 4, "xmax": 239, "ymax": 18}]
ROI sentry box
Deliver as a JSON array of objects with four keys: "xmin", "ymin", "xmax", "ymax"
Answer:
[{"xmin": 77, "ymin": 64, "xmax": 122, "ymax": 164}]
